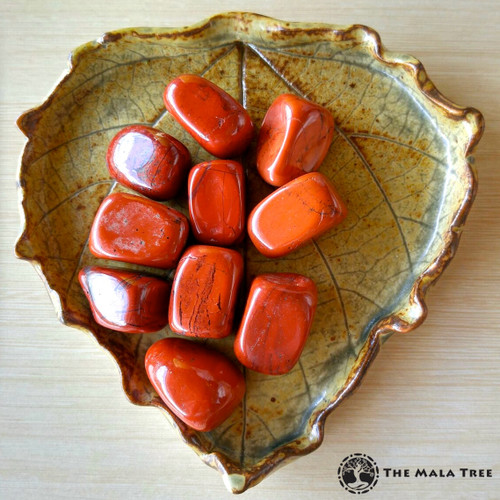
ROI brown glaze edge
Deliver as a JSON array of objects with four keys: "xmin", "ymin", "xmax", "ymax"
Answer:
[{"xmin": 14, "ymin": 12, "xmax": 485, "ymax": 494}]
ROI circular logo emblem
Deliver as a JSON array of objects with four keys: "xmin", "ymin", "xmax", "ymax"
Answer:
[{"xmin": 338, "ymin": 453, "xmax": 379, "ymax": 494}]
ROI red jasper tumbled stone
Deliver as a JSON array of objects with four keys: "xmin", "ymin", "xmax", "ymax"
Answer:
[
  {"xmin": 256, "ymin": 93, "xmax": 335, "ymax": 186},
  {"xmin": 164, "ymin": 74, "xmax": 254, "ymax": 158},
  {"xmin": 145, "ymin": 337, "xmax": 246, "ymax": 432},
  {"xmin": 89, "ymin": 192, "xmax": 189, "ymax": 268},
  {"xmin": 169, "ymin": 245, "xmax": 243, "ymax": 338},
  {"xmin": 234, "ymin": 273, "xmax": 318, "ymax": 375},
  {"xmin": 248, "ymin": 172, "xmax": 347, "ymax": 258},
  {"xmin": 107, "ymin": 125, "xmax": 190, "ymax": 201},
  {"xmin": 79, "ymin": 266, "xmax": 171, "ymax": 333},
  {"xmin": 188, "ymin": 160, "xmax": 245, "ymax": 246}
]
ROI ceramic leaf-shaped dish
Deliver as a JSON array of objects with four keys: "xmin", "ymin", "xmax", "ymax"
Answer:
[{"xmin": 16, "ymin": 12, "xmax": 483, "ymax": 493}]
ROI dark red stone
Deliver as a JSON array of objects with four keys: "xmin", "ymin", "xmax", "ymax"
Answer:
[
  {"xmin": 89, "ymin": 192, "xmax": 189, "ymax": 268},
  {"xmin": 145, "ymin": 338, "xmax": 246, "ymax": 431},
  {"xmin": 107, "ymin": 125, "xmax": 190, "ymax": 200},
  {"xmin": 164, "ymin": 74, "xmax": 254, "ymax": 158},
  {"xmin": 79, "ymin": 266, "xmax": 170, "ymax": 333},
  {"xmin": 234, "ymin": 273, "xmax": 318, "ymax": 375},
  {"xmin": 169, "ymin": 245, "xmax": 244, "ymax": 338},
  {"xmin": 188, "ymin": 160, "xmax": 245, "ymax": 246},
  {"xmin": 256, "ymin": 93, "xmax": 335, "ymax": 186}
]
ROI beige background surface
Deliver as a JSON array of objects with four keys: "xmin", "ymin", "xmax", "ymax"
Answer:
[{"xmin": 1, "ymin": 1, "xmax": 499, "ymax": 499}]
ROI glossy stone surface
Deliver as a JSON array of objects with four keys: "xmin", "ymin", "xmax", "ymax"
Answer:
[
  {"xmin": 169, "ymin": 245, "xmax": 243, "ymax": 338},
  {"xmin": 256, "ymin": 94, "xmax": 335, "ymax": 187},
  {"xmin": 248, "ymin": 172, "xmax": 347, "ymax": 258},
  {"xmin": 145, "ymin": 338, "xmax": 246, "ymax": 432},
  {"xmin": 107, "ymin": 125, "xmax": 191, "ymax": 200},
  {"xmin": 89, "ymin": 192, "xmax": 189, "ymax": 268},
  {"xmin": 79, "ymin": 266, "xmax": 170, "ymax": 333},
  {"xmin": 164, "ymin": 74, "xmax": 254, "ymax": 158},
  {"xmin": 188, "ymin": 160, "xmax": 245, "ymax": 246},
  {"xmin": 234, "ymin": 273, "xmax": 317, "ymax": 375}
]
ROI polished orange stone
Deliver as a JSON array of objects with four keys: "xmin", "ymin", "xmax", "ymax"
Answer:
[
  {"xmin": 256, "ymin": 93, "xmax": 335, "ymax": 186},
  {"xmin": 248, "ymin": 172, "xmax": 347, "ymax": 258},
  {"xmin": 234, "ymin": 273, "xmax": 317, "ymax": 375},
  {"xmin": 164, "ymin": 74, "xmax": 254, "ymax": 158},
  {"xmin": 188, "ymin": 160, "xmax": 245, "ymax": 246},
  {"xmin": 145, "ymin": 338, "xmax": 246, "ymax": 431},
  {"xmin": 89, "ymin": 192, "xmax": 189, "ymax": 268},
  {"xmin": 107, "ymin": 125, "xmax": 190, "ymax": 201},
  {"xmin": 79, "ymin": 266, "xmax": 170, "ymax": 333},
  {"xmin": 169, "ymin": 245, "xmax": 243, "ymax": 338}
]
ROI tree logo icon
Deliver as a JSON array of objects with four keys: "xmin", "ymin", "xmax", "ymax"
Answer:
[{"xmin": 338, "ymin": 453, "xmax": 379, "ymax": 494}]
